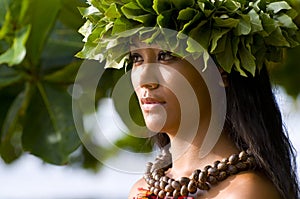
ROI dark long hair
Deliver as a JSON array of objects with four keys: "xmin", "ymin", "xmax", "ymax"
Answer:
[
  {"xmin": 225, "ymin": 66, "xmax": 299, "ymax": 199},
  {"xmin": 153, "ymin": 65, "xmax": 299, "ymax": 199}
]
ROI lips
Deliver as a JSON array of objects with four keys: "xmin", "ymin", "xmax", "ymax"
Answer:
[{"xmin": 140, "ymin": 97, "xmax": 166, "ymax": 111}]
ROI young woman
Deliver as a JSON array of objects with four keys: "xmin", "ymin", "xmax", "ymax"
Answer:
[
  {"xmin": 127, "ymin": 46, "xmax": 299, "ymax": 199},
  {"xmin": 76, "ymin": 0, "xmax": 300, "ymax": 198}
]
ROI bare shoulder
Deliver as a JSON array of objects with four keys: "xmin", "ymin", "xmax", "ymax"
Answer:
[
  {"xmin": 128, "ymin": 178, "xmax": 148, "ymax": 199},
  {"xmin": 209, "ymin": 171, "xmax": 281, "ymax": 199}
]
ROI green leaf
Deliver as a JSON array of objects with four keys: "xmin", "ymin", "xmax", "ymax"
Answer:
[
  {"xmin": 248, "ymin": 9, "xmax": 263, "ymax": 33},
  {"xmin": 157, "ymin": 9, "xmax": 175, "ymax": 28},
  {"xmin": 105, "ymin": 3, "xmax": 121, "ymax": 19},
  {"xmin": 0, "ymin": 66, "xmax": 23, "ymax": 89},
  {"xmin": 0, "ymin": 85, "xmax": 31, "ymax": 163},
  {"xmin": 177, "ymin": 7, "xmax": 198, "ymax": 21},
  {"xmin": 260, "ymin": 13, "xmax": 277, "ymax": 35},
  {"xmin": 0, "ymin": 25, "xmax": 31, "ymax": 66},
  {"xmin": 136, "ymin": 0, "xmax": 155, "ymax": 13},
  {"xmin": 180, "ymin": 12, "xmax": 202, "ymax": 33},
  {"xmin": 234, "ymin": 59, "xmax": 247, "ymax": 77},
  {"xmin": 40, "ymin": 21, "xmax": 84, "ymax": 71},
  {"xmin": 215, "ymin": 34, "xmax": 235, "ymax": 73},
  {"xmin": 223, "ymin": 0, "xmax": 240, "ymax": 12},
  {"xmin": 189, "ymin": 21, "xmax": 210, "ymax": 49},
  {"xmin": 0, "ymin": 0, "xmax": 10, "ymax": 27},
  {"xmin": 59, "ymin": 0, "xmax": 86, "ymax": 30},
  {"xmin": 22, "ymin": 83, "xmax": 81, "ymax": 164},
  {"xmin": 238, "ymin": 42, "xmax": 256, "ymax": 76},
  {"xmin": 266, "ymin": 1, "xmax": 291, "ymax": 14},
  {"xmin": 236, "ymin": 14, "xmax": 251, "ymax": 35},
  {"xmin": 265, "ymin": 27, "xmax": 290, "ymax": 46},
  {"xmin": 0, "ymin": 3, "xmax": 12, "ymax": 39},
  {"xmin": 112, "ymin": 17, "xmax": 135, "ymax": 34},
  {"xmin": 153, "ymin": 0, "xmax": 172, "ymax": 14},
  {"xmin": 276, "ymin": 13, "xmax": 298, "ymax": 29},
  {"xmin": 133, "ymin": 13, "xmax": 156, "ymax": 25},
  {"xmin": 121, "ymin": 2, "xmax": 148, "ymax": 22},
  {"xmin": 171, "ymin": 0, "xmax": 194, "ymax": 10},
  {"xmin": 43, "ymin": 61, "xmax": 81, "ymax": 84},
  {"xmin": 115, "ymin": 135, "xmax": 152, "ymax": 153},
  {"xmin": 25, "ymin": 0, "xmax": 62, "ymax": 67},
  {"xmin": 210, "ymin": 29, "xmax": 230, "ymax": 53},
  {"xmin": 213, "ymin": 17, "xmax": 239, "ymax": 28}
]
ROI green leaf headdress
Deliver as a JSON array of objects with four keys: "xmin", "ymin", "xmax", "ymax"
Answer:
[{"xmin": 76, "ymin": 0, "xmax": 300, "ymax": 77}]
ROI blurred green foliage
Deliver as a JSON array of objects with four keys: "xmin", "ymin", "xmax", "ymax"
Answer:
[{"xmin": 0, "ymin": 0, "xmax": 299, "ymax": 170}]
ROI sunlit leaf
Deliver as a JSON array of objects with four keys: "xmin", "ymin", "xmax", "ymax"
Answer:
[
  {"xmin": 105, "ymin": 3, "xmax": 121, "ymax": 19},
  {"xmin": 0, "ymin": 25, "xmax": 31, "ymax": 66},
  {"xmin": 266, "ymin": 1, "xmax": 291, "ymax": 14}
]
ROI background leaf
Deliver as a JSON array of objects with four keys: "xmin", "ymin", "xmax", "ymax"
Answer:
[
  {"xmin": 0, "ymin": 26, "xmax": 31, "ymax": 66},
  {"xmin": 22, "ymin": 83, "xmax": 81, "ymax": 164}
]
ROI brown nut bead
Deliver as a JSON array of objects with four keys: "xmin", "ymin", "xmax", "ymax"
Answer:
[
  {"xmin": 191, "ymin": 169, "xmax": 201, "ymax": 181},
  {"xmin": 150, "ymin": 186, "xmax": 155, "ymax": 194},
  {"xmin": 188, "ymin": 181, "xmax": 197, "ymax": 193},
  {"xmin": 165, "ymin": 184, "xmax": 174, "ymax": 192},
  {"xmin": 207, "ymin": 175, "xmax": 218, "ymax": 185},
  {"xmin": 180, "ymin": 185, "xmax": 189, "ymax": 196},
  {"xmin": 227, "ymin": 165, "xmax": 238, "ymax": 175},
  {"xmin": 197, "ymin": 182, "xmax": 210, "ymax": 190},
  {"xmin": 160, "ymin": 181, "xmax": 167, "ymax": 189},
  {"xmin": 179, "ymin": 177, "xmax": 190, "ymax": 186},
  {"xmin": 171, "ymin": 181, "xmax": 181, "ymax": 190},
  {"xmin": 221, "ymin": 157, "xmax": 229, "ymax": 163},
  {"xmin": 236, "ymin": 162, "xmax": 247, "ymax": 170},
  {"xmin": 199, "ymin": 170, "xmax": 208, "ymax": 182},
  {"xmin": 217, "ymin": 162, "xmax": 228, "ymax": 171},
  {"xmin": 166, "ymin": 192, "xmax": 172, "ymax": 197},
  {"xmin": 217, "ymin": 171, "xmax": 227, "ymax": 181},
  {"xmin": 168, "ymin": 178, "xmax": 173, "ymax": 184},
  {"xmin": 153, "ymin": 188, "xmax": 160, "ymax": 196},
  {"xmin": 173, "ymin": 189, "xmax": 180, "ymax": 197},
  {"xmin": 149, "ymin": 179, "xmax": 155, "ymax": 186},
  {"xmin": 158, "ymin": 190, "xmax": 166, "ymax": 198},
  {"xmin": 213, "ymin": 160, "xmax": 221, "ymax": 168},
  {"xmin": 161, "ymin": 176, "xmax": 170, "ymax": 182},
  {"xmin": 208, "ymin": 167, "xmax": 219, "ymax": 176},
  {"xmin": 154, "ymin": 174, "xmax": 161, "ymax": 181},
  {"xmin": 239, "ymin": 151, "xmax": 248, "ymax": 161},
  {"xmin": 228, "ymin": 154, "xmax": 239, "ymax": 165}
]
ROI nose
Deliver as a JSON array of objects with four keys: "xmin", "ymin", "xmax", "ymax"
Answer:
[
  {"xmin": 131, "ymin": 63, "xmax": 161, "ymax": 91},
  {"xmin": 139, "ymin": 63, "xmax": 159, "ymax": 89},
  {"xmin": 141, "ymin": 81, "xmax": 159, "ymax": 90}
]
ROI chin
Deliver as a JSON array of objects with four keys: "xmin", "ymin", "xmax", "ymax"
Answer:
[{"xmin": 144, "ymin": 115, "xmax": 167, "ymax": 132}]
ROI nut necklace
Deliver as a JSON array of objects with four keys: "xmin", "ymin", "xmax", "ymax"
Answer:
[{"xmin": 143, "ymin": 150, "xmax": 256, "ymax": 198}]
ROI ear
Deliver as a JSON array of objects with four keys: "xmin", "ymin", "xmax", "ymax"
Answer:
[{"xmin": 218, "ymin": 67, "xmax": 229, "ymax": 87}]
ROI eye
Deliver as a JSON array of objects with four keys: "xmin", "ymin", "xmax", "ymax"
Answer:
[
  {"xmin": 130, "ymin": 53, "xmax": 143, "ymax": 66},
  {"xmin": 158, "ymin": 51, "xmax": 177, "ymax": 62}
]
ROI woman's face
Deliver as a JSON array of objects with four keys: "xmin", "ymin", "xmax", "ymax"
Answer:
[{"xmin": 130, "ymin": 47, "xmax": 211, "ymax": 135}]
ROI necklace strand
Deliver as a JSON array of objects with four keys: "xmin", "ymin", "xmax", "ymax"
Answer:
[{"xmin": 143, "ymin": 150, "xmax": 256, "ymax": 198}]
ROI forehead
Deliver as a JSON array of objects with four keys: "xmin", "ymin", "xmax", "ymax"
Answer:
[{"xmin": 130, "ymin": 43, "xmax": 163, "ymax": 52}]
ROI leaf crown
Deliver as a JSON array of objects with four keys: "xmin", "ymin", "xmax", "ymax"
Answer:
[{"xmin": 76, "ymin": 0, "xmax": 300, "ymax": 76}]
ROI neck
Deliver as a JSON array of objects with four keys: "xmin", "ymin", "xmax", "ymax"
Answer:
[{"xmin": 167, "ymin": 131, "xmax": 238, "ymax": 179}]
